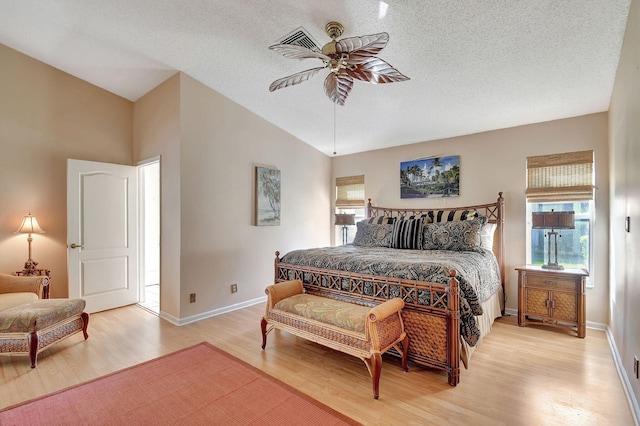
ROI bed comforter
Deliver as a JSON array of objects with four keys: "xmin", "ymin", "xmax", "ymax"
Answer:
[{"xmin": 280, "ymin": 245, "xmax": 502, "ymax": 346}]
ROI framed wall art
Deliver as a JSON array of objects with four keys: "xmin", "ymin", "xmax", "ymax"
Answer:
[
  {"xmin": 400, "ymin": 155, "xmax": 460, "ymax": 199},
  {"xmin": 255, "ymin": 166, "xmax": 281, "ymax": 226}
]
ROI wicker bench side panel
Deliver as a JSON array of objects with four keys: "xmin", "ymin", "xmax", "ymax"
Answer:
[
  {"xmin": 374, "ymin": 314, "xmax": 405, "ymax": 351},
  {"xmin": 268, "ymin": 310, "xmax": 372, "ymax": 358},
  {"xmin": 37, "ymin": 315, "xmax": 84, "ymax": 351},
  {"xmin": 0, "ymin": 334, "xmax": 30, "ymax": 355}
]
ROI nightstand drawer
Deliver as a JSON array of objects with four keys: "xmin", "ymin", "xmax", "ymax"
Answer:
[{"xmin": 525, "ymin": 275, "xmax": 576, "ymax": 291}]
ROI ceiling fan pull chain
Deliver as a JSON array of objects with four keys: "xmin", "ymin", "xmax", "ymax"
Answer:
[{"xmin": 333, "ymin": 101, "xmax": 337, "ymax": 155}]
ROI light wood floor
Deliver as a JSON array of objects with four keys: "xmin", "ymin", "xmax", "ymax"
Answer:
[{"xmin": 0, "ymin": 304, "xmax": 636, "ymax": 425}]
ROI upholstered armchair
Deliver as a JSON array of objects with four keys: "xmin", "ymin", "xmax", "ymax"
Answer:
[
  {"xmin": 0, "ymin": 273, "xmax": 48, "ymax": 300},
  {"xmin": 0, "ymin": 272, "xmax": 87, "ymax": 368}
]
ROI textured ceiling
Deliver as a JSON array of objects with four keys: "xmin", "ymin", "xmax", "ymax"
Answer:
[{"xmin": 0, "ymin": 1, "xmax": 632, "ymax": 156}]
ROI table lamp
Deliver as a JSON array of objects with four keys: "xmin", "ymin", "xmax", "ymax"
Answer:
[
  {"xmin": 335, "ymin": 213, "xmax": 355, "ymax": 245},
  {"xmin": 14, "ymin": 212, "xmax": 46, "ymax": 275},
  {"xmin": 532, "ymin": 210, "xmax": 574, "ymax": 270}
]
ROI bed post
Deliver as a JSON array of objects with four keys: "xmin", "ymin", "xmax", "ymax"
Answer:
[
  {"xmin": 447, "ymin": 269, "xmax": 460, "ymax": 386},
  {"xmin": 274, "ymin": 251, "xmax": 280, "ymax": 283},
  {"xmin": 367, "ymin": 198, "xmax": 373, "ymax": 218},
  {"xmin": 496, "ymin": 192, "xmax": 506, "ymax": 308}
]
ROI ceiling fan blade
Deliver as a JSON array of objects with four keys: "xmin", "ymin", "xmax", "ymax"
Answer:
[
  {"xmin": 269, "ymin": 67, "xmax": 325, "ymax": 92},
  {"xmin": 324, "ymin": 72, "xmax": 354, "ymax": 106},
  {"xmin": 336, "ymin": 32, "xmax": 389, "ymax": 64},
  {"xmin": 268, "ymin": 44, "xmax": 330, "ymax": 61},
  {"xmin": 346, "ymin": 57, "xmax": 409, "ymax": 84}
]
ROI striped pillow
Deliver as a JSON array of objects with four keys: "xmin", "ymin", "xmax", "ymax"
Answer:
[
  {"xmin": 391, "ymin": 218, "xmax": 424, "ymax": 250},
  {"xmin": 365, "ymin": 216, "xmax": 396, "ymax": 225},
  {"xmin": 429, "ymin": 209, "xmax": 478, "ymax": 223},
  {"xmin": 403, "ymin": 213, "xmax": 431, "ymax": 223}
]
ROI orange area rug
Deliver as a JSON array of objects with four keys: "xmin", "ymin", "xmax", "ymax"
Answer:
[{"xmin": 0, "ymin": 342, "xmax": 360, "ymax": 425}]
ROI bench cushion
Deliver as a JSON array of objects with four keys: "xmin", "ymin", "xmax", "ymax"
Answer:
[
  {"xmin": 274, "ymin": 294, "xmax": 370, "ymax": 333},
  {"xmin": 0, "ymin": 299, "xmax": 86, "ymax": 333},
  {"xmin": 0, "ymin": 292, "xmax": 38, "ymax": 312}
]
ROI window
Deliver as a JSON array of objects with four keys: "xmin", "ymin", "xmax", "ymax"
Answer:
[
  {"xmin": 335, "ymin": 175, "xmax": 365, "ymax": 244},
  {"xmin": 526, "ymin": 151, "xmax": 595, "ymax": 284},
  {"xmin": 529, "ymin": 201, "xmax": 592, "ymax": 270}
]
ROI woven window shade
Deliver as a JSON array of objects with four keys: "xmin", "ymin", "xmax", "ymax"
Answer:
[
  {"xmin": 336, "ymin": 175, "xmax": 365, "ymax": 207},
  {"xmin": 526, "ymin": 150, "xmax": 594, "ymax": 202}
]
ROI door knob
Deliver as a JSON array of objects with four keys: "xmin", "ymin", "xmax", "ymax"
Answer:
[{"xmin": 69, "ymin": 243, "xmax": 84, "ymax": 249}]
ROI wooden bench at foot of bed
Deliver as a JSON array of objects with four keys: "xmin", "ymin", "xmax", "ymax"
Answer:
[
  {"xmin": 275, "ymin": 258, "xmax": 462, "ymax": 386},
  {"xmin": 261, "ymin": 279, "xmax": 409, "ymax": 399}
]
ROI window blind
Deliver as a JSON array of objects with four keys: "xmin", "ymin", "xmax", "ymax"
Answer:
[
  {"xmin": 526, "ymin": 150, "xmax": 594, "ymax": 202},
  {"xmin": 336, "ymin": 175, "xmax": 365, "ymax": 207}
]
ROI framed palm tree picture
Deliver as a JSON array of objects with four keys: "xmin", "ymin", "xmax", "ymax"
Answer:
[
  {"xmin": 255, "ymin": 166, "xmax": 281, "ymax": 226},
  {"xmin": 400, "ymin": 155, "xmax": 460, "ymax": 199}
]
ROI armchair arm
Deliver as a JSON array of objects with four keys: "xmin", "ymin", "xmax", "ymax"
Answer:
[
  {"xmin": 366, "ymin": 298, "xmax": 406, "ymax": 351},
  {"xmin": 367, "ymin": 298, "xmax": 404, "ymax": 323},
  {"xmin": 265, "ymin": 280, "xmax": 304, "ymax": 309},
  {"xmin": 0, "ymin": 273, "xmax": 46, "ymax": 298}
]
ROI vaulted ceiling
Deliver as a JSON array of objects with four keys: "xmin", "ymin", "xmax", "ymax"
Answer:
[{"xmin": 0, "ymin": 1, "xmax": 632, "ymax": 156}]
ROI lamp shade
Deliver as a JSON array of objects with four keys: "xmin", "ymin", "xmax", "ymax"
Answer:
[
  {"xmin": 335, "ymin": 213, "xmax": 355, "ymax": 226},
  {"xmin": 15, "ymin": 213, "xmax": 45, "ymax": 234},
  {"xmin": 532, "ymin": 211, "xmax": 574, "ymax": 230}
]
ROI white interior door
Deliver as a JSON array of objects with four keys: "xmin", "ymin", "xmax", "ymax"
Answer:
[{"xmin": 67, "ymin": 159, "xmax": 138, "ymax": 313}]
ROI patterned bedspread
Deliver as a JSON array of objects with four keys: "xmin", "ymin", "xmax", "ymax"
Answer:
[{"xmin": 280, "ymin": 245, "xmax": 502, "ymax": 346}]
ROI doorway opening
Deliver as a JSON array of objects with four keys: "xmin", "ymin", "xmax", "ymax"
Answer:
[{"xmin": 137, "ymin": 160, "xmax": 160, "ymax": 314}]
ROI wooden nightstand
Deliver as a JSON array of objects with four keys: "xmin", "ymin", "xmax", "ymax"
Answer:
[
  {"xmin": 516, "ymin": 265, "xmax": 588, "ymax": 338},
  {"xmin": 13, "ymin": 268, "xmax": 51, "ymax": 299}
]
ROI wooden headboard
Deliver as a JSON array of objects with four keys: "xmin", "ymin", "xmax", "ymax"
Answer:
[{"xmin": 366, "ymin": 192, "xmax": 506, "ymax": 289}]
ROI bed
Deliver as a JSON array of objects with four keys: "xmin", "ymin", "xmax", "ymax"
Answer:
[{"xmin": 274, "ymin": 192, "xmax": 505, "ymax": 386}]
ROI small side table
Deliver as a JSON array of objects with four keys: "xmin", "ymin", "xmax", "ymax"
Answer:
[
  {"xmin": 516, "ymin": 265, "xmax": 588, "ymax": 338},
  {"xmin": 13, "ymin": 268, "xmax": 51, "ymax": 299}
]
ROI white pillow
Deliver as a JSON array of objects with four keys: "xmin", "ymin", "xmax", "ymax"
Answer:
[{"xmin": 480, "ymin": 223, "xmax": 497, "ymax": 250}]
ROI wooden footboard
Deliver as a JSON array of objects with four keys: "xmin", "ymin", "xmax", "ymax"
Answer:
[{"xmin": 275, "ymin": 252, "xmax": 461, "ymax": 386}]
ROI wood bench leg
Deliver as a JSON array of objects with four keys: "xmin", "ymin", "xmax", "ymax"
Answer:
[
  {"xmin": 260, "ymin": 318, "xmax": 268, "ymax": 350},
  {"xmin": 82, "ymin": 312, "xmax": 90, "ymax": 340},
  {"xmin": 371, "ymin": 353, "xmax": 382, "ymax": 400},
  {"xmin": 29, "ymin": 331, "xmax": 39, "ymax": 368},
  {"xmin": 400, "ymin": 335, "xmax": 409, "ymax": 372}
]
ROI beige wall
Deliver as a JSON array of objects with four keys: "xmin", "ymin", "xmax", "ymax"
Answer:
[
  {"xmin": 609, "ymin": 0, "xmax": 640, "ymax": 415},
  {"xmin": 0, "ymin": 44, "xmax": 133, "ymax": 298},
  {"xmin": 332, "ymin": 113, "xmax": 610, "ymax": 324},
  {"xmin": 134, "ymin": 73, "xmax": 332, "ymax": 321},
  {"xmin": 133, "ymin": 73, "xmax": 182, "ymax": 318}
]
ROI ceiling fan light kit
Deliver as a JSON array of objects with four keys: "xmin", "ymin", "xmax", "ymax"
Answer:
[{"xmin": 269, "ymin": 21, "xmax": 409, "ymax": 105}]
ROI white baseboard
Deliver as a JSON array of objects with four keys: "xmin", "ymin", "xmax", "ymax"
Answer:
[
  {"xmin": 606, "ymin": 327, "xmax": 640, "ymax": 426},
  {"xmin": 158, "ymin": 295, "xmax": 267, "ymax": 326}
]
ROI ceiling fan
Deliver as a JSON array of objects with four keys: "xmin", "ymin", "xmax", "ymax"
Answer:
[{"xmin": 268, "ymin": 22, "xmax": 409, "ymax": 106}]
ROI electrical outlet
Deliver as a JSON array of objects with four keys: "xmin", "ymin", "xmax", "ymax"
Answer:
[
  {"xmin": 230, "ymin": 284, "xmax": 238, "ymax": 294},
  {"xmin": 634, "ymin": 356, "xmax": 639, "ymax": 379},
  {"xmin": 189, "ymin": 293, "xmax": 196, "ymax": 303}
]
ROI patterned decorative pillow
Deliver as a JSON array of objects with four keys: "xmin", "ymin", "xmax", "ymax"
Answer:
[
  {"xmin": 428, "ymin": 209, "xmax": 478, "ymax": 223},
  {"xmin": 364, "ymin": 216, "xmax": 396, "ymax": 225},
  {"xmin": 352, "ymin": 222, "xmax": 394, "ymax": 247},
  {"xmin": 391, "ymin": 218, "xmax": 424, "ymax": 250},
  {"xmin": 422, "ymin": 216, "xmax": 487, "ymax": 251}
]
